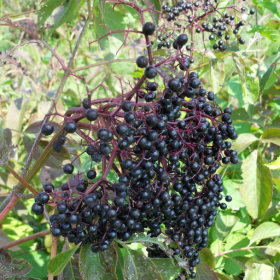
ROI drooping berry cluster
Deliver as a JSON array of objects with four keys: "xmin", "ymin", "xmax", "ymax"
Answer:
[{"xmin": 30, "ymin": 0, "xmax": 251, "ymax": 278}]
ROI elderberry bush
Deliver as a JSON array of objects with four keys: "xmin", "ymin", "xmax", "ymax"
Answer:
[{"xmin": 30, "ymin": 0, "xmax": 255, "ymax": 278}]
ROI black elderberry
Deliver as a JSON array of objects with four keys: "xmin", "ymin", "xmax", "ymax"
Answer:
[
  {"xmin": 43, "ymin": 182, "xmax": 54, "ymax": 193},
  {"xmin": 63, "ymin": 163, "xmax": 74, "ymax": 174},
  {"xmin": 53, "ymin": 141, "xmax": 63, "ymax": 153},
  {"xmin": 32, "ymin": 202, "xmax": 44, "ymax": 215},
  {"xmin": 82, "ymin": 98, "xmax": 89, "ymax": 109},
  {"xmin": 145, "ymin": 65, "xmax": 157, "ymax": 79},
  {"xmin": 121, "ymin": 100, "xmax": 133, "ymax": 112},
  {"xmin": 177, "ymin": 34, "xmax": 188, "ymax": 46},
  {"xmin": 64, "ymin": 120, "xmax": 77, "ymax": 133},
  {"xmin": 142, "ymin": 22, "xmax": 155, "ymax": 36},
  {"xmin": 87, "ymin": 169, "xmax": 96, "ymax": 179},
  {"xmin": 136, "ymin": 56, "xmax": 148, "ymax": 68},
  {"xmin": 86, "ymin": 108, "xmax": 98, "ymax": 121},
  {"xmin": 42, "ymin": 123, "xmax": 54, "ymax": 136}
]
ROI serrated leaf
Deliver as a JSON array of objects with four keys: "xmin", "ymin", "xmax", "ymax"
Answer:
[
  {"xmin": 38, "ymin": 0, "xmax": 65, "ymax": 27},
  {"xmin": 265, "ymin": 238, "xmax": 280, "ymax": 256},
  {"xmin": 242, "ymin": 76, "xmax": 259, "ymax": 104},
  {"xmin": 48, "ymin": 0, "xmax": 78, "ymax": 35},
  {"xmin": 250, "ymin": 222, "xmax": 280, "ymax": 245},
  {"xmin": 262, "ymin": 128, "xmax": 280, "ymax": 146},
  {"xmin": 144, "ymin": 0, "xmax": 161, "ymax": 26},
  {"xmin": 151, "ymin": 258, "xmax": 180, "ymax": 280},
  {"xmin": 244, "ymin": 263, "xmax": 274, "ymax": 280},
  {"xmin": 258, "ymin": 0, "xmax": 280, "ymax": 19},
  {"xmin": 264, "ymin": 156, "xmax": 280, "ymax": 170},
  {"xmin": 47, "ymin": 243, "xmax": 80, "ymax": 276},
  {"xmin": 25, "ymin": 121, "xmax": 61, "ymax": 134},
  {"xmin": 232, "ymin": 53, "xmax": 246, "ymax": 84},
  {"xmin": 196, "ymin": 261, "xmax": 219, "ymax": 280},
  {"xmin": 123, "ymin": 245, "xmax": 163, "ymax": 280},
  {"xmin": 216, "ymin": 272, "xmax": 231, "ymax": 280},
  {"xmin": 248, "ymin": 26, "xmax": 280, "ymax": 42},
  {"xmin": 215, "ymin": 211, "xmax": 239, "ymax": 241},
  {"xmin": 0, "ymin": 249, "xmax": 40, "ymax": 279},
  {"xmin": 94, "ymin": 3, "xmax": 126, "ymax": 52},
  {"xmin": 260, "ymin": 64, "xmax": 275, "ymax": 95},
  {"xmin": 231, "ymin": 133, "xmax": 258, "ymax": 154},
  {"xmin": 210, "ymin": 59, "xmax": 225, "ymax": 93},
  {"xmin": 6, "ymin": 98, "xmax": 29, "ymax": 144},
  {"xmin": 240, "ymin": 150, "xmax": 273, "ymax": 219},
  {"xmin": 79, "ymin": 243, "xmax": 118, "ymax": 280},
  {"xmin": 198, "ymin": 248, "xmax": 216, "ymax": 269},
  {"xmin": 63, "ymin": 254, "xmax": 82, "ymax": 280}
]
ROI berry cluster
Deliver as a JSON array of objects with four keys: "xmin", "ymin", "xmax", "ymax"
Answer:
[
  {"xmin": 30, "ymin": 0, "xmax": 251, "ymax": 278},
  {"xmin": 157, "ymin": 0, "xmax": 255, "ymax": 51}
]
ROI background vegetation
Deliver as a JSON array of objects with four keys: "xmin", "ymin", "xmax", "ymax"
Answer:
[{"xmin": 0, "ymin": 0, "xmax": 280, "ymax": 279}]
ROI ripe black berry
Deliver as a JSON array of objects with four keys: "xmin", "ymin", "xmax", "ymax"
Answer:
[
  {"xmin": 145, "ymin": 65, "xmax": 157, "ymax": 79},
  {"xmin": 32, "ymin": 202, "xmax": 44, "ymax": 215},
  {"xmin": 121, "ymin": 100, "xmax": 133, "ymax": 112},
  {"xmin": 136, "ymin": 56, "xmax": 148, "ymax": 68},
  {"xmin": 53, "ymin": 141, "xmax": 63, "ymax": 153},
  {"xmin": 64, "ymin": 120, "xmax": 77, "ymax": 133},
  {"xmin": 43, "ymin": 182, "xmax": 54, "ymax": 193},
  {"xmin": 63, "ymin": 163, "xmax": 74, "ymax": 174},
  {"xmin": 87, "ymin": 169, "xmax": 97, "ymax": 179},
  {"xmin": 142, "ymin": 22, "xmax": 155, "ymax": 36},
  {"xmin": 86, "ymin": 109, "xmax": 98, "ymax": 121},
  {"xmin": 42, "ymin": 123, "xmax": 54, "ymax": 136}
]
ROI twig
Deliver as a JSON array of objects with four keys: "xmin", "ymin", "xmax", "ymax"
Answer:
[{"xmin": 0, "ymin": 230, "xmax": 50, "ymax": 250}]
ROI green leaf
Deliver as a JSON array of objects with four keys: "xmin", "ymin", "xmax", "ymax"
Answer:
[
  {"xmin": 216, "ymin": 272, "xmax": 232, "ymax": 280},
  {"xmin": 231, "ymin": 133, "xmax": 258, "ymax": 154},
  {"xmin": 250, "ymin": 222, "xmax": 280, "ymax": 245},
  {"xmin": 240, "ymin": 150, "xmax": 273, "ymax": 219},
  {"xmin": 196, "ymin": 261, "xmax": 219, "ymax": 280},
  {"xmin": 151, "ymin": 258, "xmax": 180, "ymax": 280},
  {"xmin": 124, "ymin": 233, "xmax": 165, "ymax": 249},
  {"xmin": 145, "ymin": 0, "xmax": 161, "ymax": 26},
  {"xmin": 258, "ymin": 0, "xmax": 280, "ymax": 19},
  {"xmin": 215, "ymin": 211, "xmax": 239, "ymax": 241},
  {"xmin": 265, "ymin": 238, "xmax": 280, "ymax": 256},
  {"xmin": 94, "ymin": 3, "xmax": 126, "ymax": 52},
  {"xmin": 6, "ymin": 98, "xmax": 29, "ymax": 144},
  {"xmin": 122, "ymin": 244, "xmax": 163, "ymax": 280},
  {"xmin": 222, "ymin": 180, "xmax": 245, "ymax": 209},
  {"xmin": 79, "ymin": 243, "xmax": 118, "ymax": 280},
  {"xmin": 38, "ymin": 0, "xmax": 65, "ymax": 27},
  {"xmin": 0, "ymin": 249, "xmax": 40, "ymax": 280},
  {"xmin": 210, "ymin": 59, "xmax": 225, "ymax": 93},
  {"xmin": 47, "ymin": 243, "xmax": 80, "ymax": 276},
  {"xmin": 260, "ymin": 64, "xmax": 275, "ymax": 95},
  {"xmin": 63, "ymin": 254, "xmax": 82, "ymax": 280},
  {"xmin": 232, "ymin": 53, "xmax": 246, "ymax": 84},
  {"xmin": 244, "ymin": 263, "xmax": 274, "ymax": 280},
  {"xmin": 230, "ymin": 108, "xmax": 249, "ymax": 122},
  {"xmin": 248, "ymin": 26, "xmax": 280, "ymax": 42},
  {"xmin": 242, "ymin": 76, "xmax": 259, "ymax": 104},
  {"xmin": 262, "ymin": 128, "xmax": 280, "ymax": 146},
  {"xmin": 48, "ymin": 0, "xmax": 78, "ymax": 35},
  {"xmin": 198, "ymin": 248, "xmax": 216, "ymax": 269},
  {"xmin": 264, "ymin": 156, "xmax": 280, "ymax": 170}
]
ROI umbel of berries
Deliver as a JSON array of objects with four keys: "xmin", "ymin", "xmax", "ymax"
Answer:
[{"xmin": 30, "ymin": 0, "xmax": 250, "ymax": 278}]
